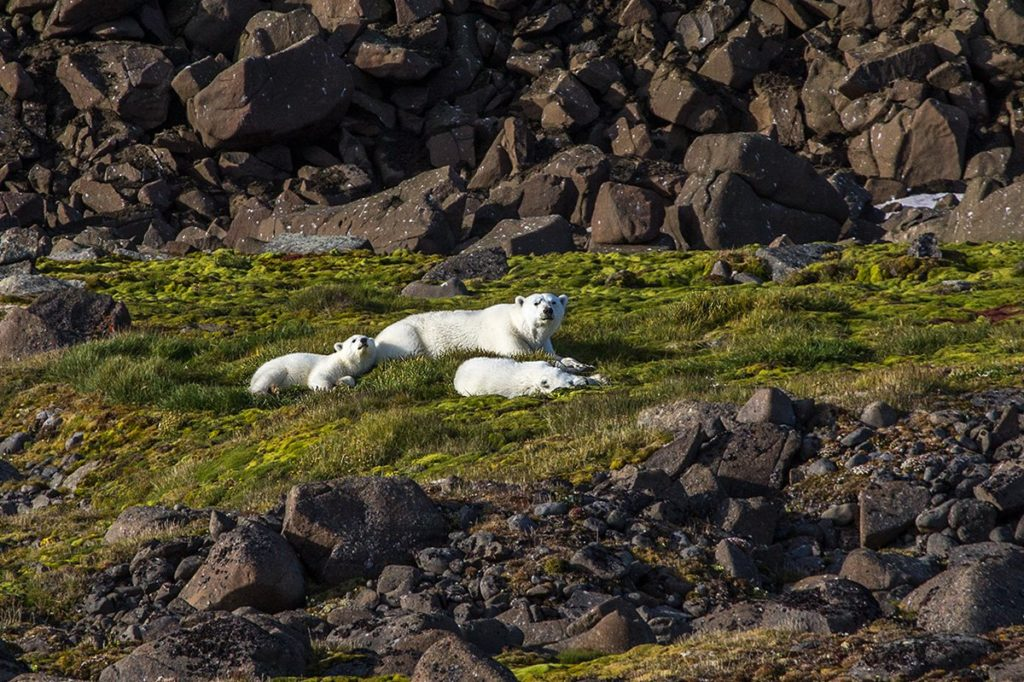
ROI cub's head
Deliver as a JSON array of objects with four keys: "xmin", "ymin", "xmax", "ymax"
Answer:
[
  {"xmin": 515, "ymin": 293, "xmax": 568, "ymax": 332},
  {"xmin": 334, "ymin": 335, "xmax": 376, "ymax": 365},
  {"xmin": 529, "ymin": 363, "xmax": 590, "ymax": 395}
]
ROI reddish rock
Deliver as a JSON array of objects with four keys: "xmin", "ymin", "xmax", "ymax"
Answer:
[
  {"xmin": 519, "ymin": 69, "xmax": 599, "ymax": 131},
  {"xmin": 188, "ymin": 37, "xmax": 351, "ymax": 149},
  {"xmin": 57, "ymin": 43, "xmax": 173, "ymax": 130},
  {"xmin": 0, "ymin": 63, "xmax": 34, "ymax": 100}
]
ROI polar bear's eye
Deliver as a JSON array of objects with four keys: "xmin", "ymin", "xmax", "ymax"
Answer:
[
  {"xmin": 540, "ymin": 380, "xmax": 550, "ymax": 388},
  {"xmin": 534, "ymin": 300, "xmax": 541, "ymax": 305}
]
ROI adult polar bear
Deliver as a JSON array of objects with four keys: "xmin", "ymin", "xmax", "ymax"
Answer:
[{"xmin": 374, "ymin": 292, "xmax": 591, "ymax": 372}]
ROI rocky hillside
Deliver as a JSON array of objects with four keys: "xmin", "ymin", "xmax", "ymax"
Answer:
[
  {"xmin": 0, "ymin": 0, "xmax": 1022, "ymax": 265},
  {"xmin": 0, "ymin": 243, "xmax": 1024, "ymax": 678}
]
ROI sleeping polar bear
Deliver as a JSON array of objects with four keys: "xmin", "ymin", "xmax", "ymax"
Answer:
[
  {"xmin": 375, "ymin": 293, "xmax": 592, "ymax": 372},
  {"xmin": 249, "ymin": 335, "xmax": 376, "ymax": 394},
  {"xmin": 454, "ymin": 358, "xmax": 606, "ymax": 398}
]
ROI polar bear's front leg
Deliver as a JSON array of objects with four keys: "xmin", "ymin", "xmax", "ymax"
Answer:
[
  {"xmin": 335, "ymin": 375, "xmax": 356, "ymax": 388},
  {"xmin": 542, "ymin": 340, "xmax": 595, "ymax": 375}
]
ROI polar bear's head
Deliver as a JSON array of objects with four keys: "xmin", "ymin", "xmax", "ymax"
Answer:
[
  {"xmin": 515, "ymin": 293, "xmax": 569, "ymax": 334},
  {"xmin": 526, "ymin": 362, "xmax": 592, "ymax": 395},
  {"xmin": 333, "ymin": 335, "xmax": 377, "ymax": 368}
]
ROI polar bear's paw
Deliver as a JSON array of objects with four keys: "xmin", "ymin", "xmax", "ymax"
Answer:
[
  {"xmin": 336, "ymin": 375, "xmax": 357, "ymax": 388},
  {"xmin": 556, "ymin": 357, "xmax": 596, "ymax": 375}
]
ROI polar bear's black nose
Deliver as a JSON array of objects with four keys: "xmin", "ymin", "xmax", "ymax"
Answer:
[
  {"xmin": 542, "ymin": 306, "xmax": 553, "ymax": 318},
  {"xmin": 358, "ymin": 337, "xmax": 368, "ymax": 347}
]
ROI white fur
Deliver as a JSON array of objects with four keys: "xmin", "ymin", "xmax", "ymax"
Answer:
[
  {"xmin": 249, "ymin": 335, "xmax": 376, "ymax": 394},
  {"xmin": 454, "ymin": 357, "xmax": 605, "ymax": 398},
  {"xmin": 376, "ymin": 293, "xmax": 572, "ymax": 361}
]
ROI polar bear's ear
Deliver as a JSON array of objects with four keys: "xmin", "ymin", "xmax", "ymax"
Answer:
[
  {"xmin": 334, "ymin": 342, "xmax": 345, "ymax": 352},
  {"xmin": 559, "ymin": 294, "xmax": 569, "ymax": 307},
  {"xmin": 515, "ymin": 296, "xmax": 525, "ymax": 306}
]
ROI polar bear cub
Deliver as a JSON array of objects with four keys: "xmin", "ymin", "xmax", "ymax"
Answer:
[
  {"xmin": 249, "ymin": 335, "xmax": 376, "ymax": 394},
  {"xmin": 375, "ymin": 292, "xmax": 591, "ymax": 372},
  {"xmin": 454, "ymin": 357, "xmax": 605, "ymax": 398}
]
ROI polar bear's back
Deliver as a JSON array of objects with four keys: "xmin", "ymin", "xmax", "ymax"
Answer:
[
  {"xmin": 454, "ymin": 357, "xmax": 555, "ymax": 398},
  {"xmin": 377, "ymin": 304, "xmax": 523, "ymax": 358}
]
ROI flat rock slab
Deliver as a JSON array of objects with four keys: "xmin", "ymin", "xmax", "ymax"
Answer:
[
  {"xmin": 260, "ymin": 234, "xmax": 372, "ymax": 255},
  {"xmin": 859, "ymin": 480, "xmax": 930, "ymax": 549}
]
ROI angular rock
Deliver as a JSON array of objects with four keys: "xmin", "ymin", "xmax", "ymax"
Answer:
[
  {"xmin": 839, "ymin": 43, "xmax": 940, "ymax": 99},
  {"xmin": 735, "ymin": 387, "xmax": 795, "ymax": 426},
  {"xmin": 643, "ymin": 426, "xmax": 705, "ymax": 479},
  {"xmin": 985, "ymin": 0, "xmax": 1024, "ymax": 47},
  {"xmin": 98, "ymin": 611, "xmax": 309, "ymax": 681},
  {"xmin": 256, "ymin": 166, "xmax": 465, "ymax": 254},
  {"xmin": 0, "ymin": 288, "xmax": 130, "ymax": 361},
  {"xmin": 859, "ymin": 481, "xmax": 930, "ymax": 549},
  {"xmin": 351, "ymin": 35, "xmax": 441, "ymax": 80},
  {"xmin": 472, "ymin": 216, "xmax": 575, "ymax": 256},
  {"xmin": 974, "ymin": 463, "xmax": 1024, "ymax": 513},
  {"xmin": 180, "ymin": 522, "xmax": 305, "ymax": 613},
  {"xmin": 468, "ymin": 117, "xmax": 534, "ymax": 191},
  {"xmin": 410, "ymin": 634, "xmax": 516, "ymax": 682},
  {"xmin": 648, "ymin": 62, "xmax": 726, "ymax": 132},
  {"xmin": 282, "ymin": 476, "xmax": 446, "ymax": 584},
  {"xmin": 188, "ymin": 37, "xmax": 351, "ymax": 149},
  {"xmin": 57, "ymin": 43, "xmax": 173, "ymax": 130},
  {"xmin": 590, "ymin": 182, "xmax": 665, "ymax": 245},
  {"xmin": 401, "ymin": 278, "xmax": 468, "ymax": 298},
  {"xmin": 713, "ymin": 423, "xmax": 801, "ymax": 498},
  {"xmin": 848, "ymin": 633, "xmax": 995, "ymax": 680}
]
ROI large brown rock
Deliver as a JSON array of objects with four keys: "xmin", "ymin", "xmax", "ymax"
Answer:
[
  {"xmin": 179, "ymin": 522, "xmax": 305, "ymax": 613},
  {"xmin": 410, "ymin": 635, "xmax": 517, "ymax": 682},
  {"xmin": 590, "ymin": 182, "xmax": 665, "ymax": 245},
  {"xmin": 188, "ymin": 36, "xmax": 351, "ymax": 149},
  {"xmin": 351, "ymin": 34, "xmax": 441, "ymax": 80},
  {"xmin": 255, "ymin": 166, "xmax": 465, "ymax": 254},
  {"xmin": 0, "ymin": 288, "xmax": 130, "ymax": 361},
  {"xmin": 673, "ymin": 133, "xmax": 847, "ymax": 248},
  {"xmin": 282, "ymin": 476, "xmax": 447, "ymax": 585},
  {"xmin": 42, "ymin": 0, "xmax": 144, "ymax": 38},
  {"xmin": 903, "ymin": 543, "xmax": 1024, "ymax": 634},
  {"xmin": 944, "ymin": 179, "xmax": 1024, "ymax": 242},
  {"xmin": 98, "ymin": 611, "xmax": 310, "ymax": 681},
  {"xmin": 985, "ymin": 0, "xmax": 1024, "ymax": 46},
  {"xmin": 648, "ymin": 62, "xmax": 726, "ymax": 132},
  {"xmin": 848, "ymin": 99, "xmax": 968, "ymax": 187},
  {"xmin": 57, "ymin": 43, "xmax": 173, "ymax": 130}
]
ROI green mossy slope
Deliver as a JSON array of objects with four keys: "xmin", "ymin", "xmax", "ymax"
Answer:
[{"xmin": 0, "ymin": 242, "xmax": 1022, "ymax": 668}]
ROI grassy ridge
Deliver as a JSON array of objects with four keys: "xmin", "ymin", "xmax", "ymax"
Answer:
[{"xmin": 10, "ymin": 243, "xmax": 1024, "ymax": 512}]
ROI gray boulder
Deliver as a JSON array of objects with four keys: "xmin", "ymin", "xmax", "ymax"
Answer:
[
  {"xmin": 98, "ymin": 611, "xmax": 309, "ymax": 681},
  {"xmin": 282, "ymin": 476, "xmax": 446, "ymax": 584},
  {"xmin": 903, "ymin": 543, "xmax": 1024, "ymax": 634},
  {"xmin": 0, "ymin": 288, "xmax": 130, "ymax": 361},
  {"xmin": 180, "ymin": 521, "xmax": 305, "ymax": 613}
]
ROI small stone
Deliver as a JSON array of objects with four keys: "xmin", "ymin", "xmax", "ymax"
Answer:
[{"xmin": 735, "ymin": 387, "xmax": 796, "ymax": 426}]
